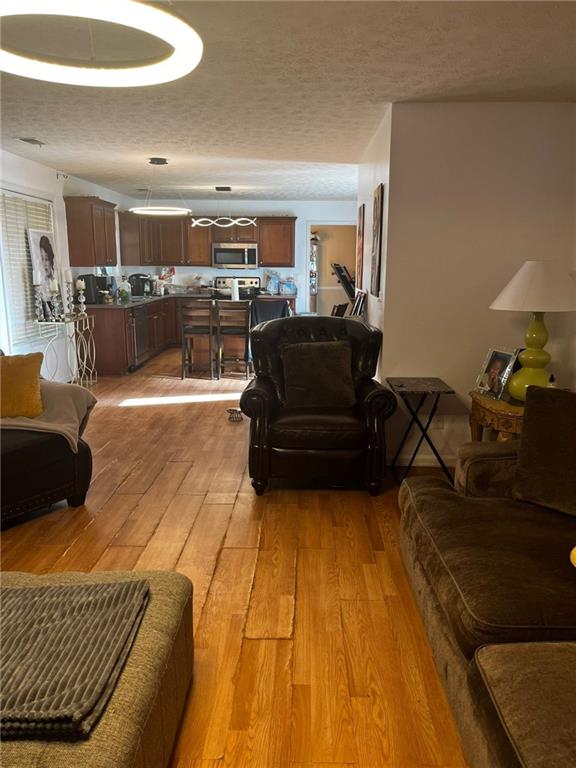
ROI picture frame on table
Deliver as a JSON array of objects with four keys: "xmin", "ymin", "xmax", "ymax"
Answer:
[{"xmin": 475, "ymin": 346, "xmax": 520, "ymax": 400}]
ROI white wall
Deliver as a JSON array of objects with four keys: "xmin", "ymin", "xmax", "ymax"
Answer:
[
  {"xmin": 357, "ymin": 105, "xmax": 391, "ymax": 343},
  {"xmin": 366, "ymin": 103, "xmax": 576, "ymax": 464}
]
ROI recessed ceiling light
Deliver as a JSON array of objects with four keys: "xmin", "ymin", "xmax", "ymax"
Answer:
[
  {"xmin": 215, "ymin": 186, "xmax": 232, "ymax": 192},
  {"xmin": 17, "ymin": 137, "xmax": 45, "ymax": 147},
  {"xmin": 0, "ymin": 0, "xmax": 203, "ymax": 88}
]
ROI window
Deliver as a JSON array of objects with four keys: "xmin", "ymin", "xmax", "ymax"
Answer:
[{"xmin": 0, "ymin": 191, "xmax": 54, "ymax": 349}]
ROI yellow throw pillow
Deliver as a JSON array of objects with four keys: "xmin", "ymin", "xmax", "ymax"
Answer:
[{"xmin": 0, "ymin": 352, "xmax": 44, "ymax": 418}]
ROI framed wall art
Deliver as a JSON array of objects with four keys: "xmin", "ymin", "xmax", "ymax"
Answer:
[
  {"xmin": 370, "ymin": 183, "xmax": 384, "ymax": 297},
  {"xmin": 355, "ymin": 203, "xmax": 365, "ymax": 290}
]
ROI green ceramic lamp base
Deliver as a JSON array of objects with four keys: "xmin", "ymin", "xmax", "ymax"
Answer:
[{"xmin": 507, "ymin": 312, "xmax": 551, "ymax": 402}]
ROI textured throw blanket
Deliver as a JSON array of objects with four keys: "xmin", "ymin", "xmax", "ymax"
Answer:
[
  {"xmin": 0, "ymin": 379, "xmax": 97, "ymax": 452},
  {"xmin": 0, "ymin": 580, "xmax": 149, "ymax": 740}
]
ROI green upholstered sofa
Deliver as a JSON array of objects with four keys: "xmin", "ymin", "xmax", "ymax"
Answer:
[{"xmin": 399, "ymin": 387, "xmax": 576, "ymax": 768}]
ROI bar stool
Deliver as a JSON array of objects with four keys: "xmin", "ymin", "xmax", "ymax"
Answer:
[
  {"xmin": 180, "ymin": 299, "xmax": 216, "ymax": 379},
  {"xmin": 216, "ymin": 300, "xmax": 251, "ymax": 379}
]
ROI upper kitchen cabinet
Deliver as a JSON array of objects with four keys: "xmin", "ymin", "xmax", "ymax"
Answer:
[
  {"xmin": 258, "ymin": 217, "xmax": 295, "ymax": 267},
  {"xmin": 159, "ymin": 218, "xmax": 188, "ymax": 265},
  {"xmin": 187, "ymin": 223, "xmax": 212, "ymax": 266},
  {"xmin": 65, "ymin": 197, "xmax": 117, "ymax": 267},
  {"xmin": 118, "ymin": 213, "xmax": 160, "ymax": 267},
  {"xmin": 211, "ymin": 219, "xmax": 258, "ymax": 243}
]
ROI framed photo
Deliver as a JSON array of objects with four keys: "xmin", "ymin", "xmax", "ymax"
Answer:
[
  {"xmin": 350, "ymin": 290, "xmax": 367, "ymax": 317},
  {"xmin": 475, "ymin": 347, "xmax": 520, "ymax": 400},
  {"xmin": 28, "ymin": 228, "xmax": 62, "ymax": 321},
  {"xmin": 370, "ymin": 183, "xmax": 384, "ymax": 297},
  {"xmin": 356, "ymin": 203, "xmax": 365, "ymax": 290}
]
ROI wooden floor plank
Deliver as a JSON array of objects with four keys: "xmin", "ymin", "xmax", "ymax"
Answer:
[
  {"xmin": 48, "ymin": 494, "xmax": 142, "ymax": 572},
  {"xmin": 172, "ymin": 548, "xmax": 257, "ymax": 763},
  {"xmin": 245, "ymin": 541, "xmax": 296, "ymax": 639},
  {"xmin": 176, "ymin": 503, "xmax": 235, "ymax": 634},
  {"xmin": 292, "ymin": 549, "xmax": 357, "ymax": 765},
  {"xmin": 223, "ymin": 639, "xmax": 292, "ymax": 766},
  {"xmin": 134, "ymin": 494, "xmax": 204, "ymax": 570},
  {"xmin": 91, "ymin": 545, "xmax": 144, "ymax": 571},
  {"xmin": 223, "ymin": 493, "xmax": 264, "ymax": 549}
]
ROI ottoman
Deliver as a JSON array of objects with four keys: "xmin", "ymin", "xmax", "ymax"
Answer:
[{"xmin": 1, "ymin": 571, "xmax": 193, "ymax": 768}]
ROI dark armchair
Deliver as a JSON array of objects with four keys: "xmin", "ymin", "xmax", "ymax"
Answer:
[{"xmin": 240, "ymin": 316, "xmax": 397, "ymax": 495}]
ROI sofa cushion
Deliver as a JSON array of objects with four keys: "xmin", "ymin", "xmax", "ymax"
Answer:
[
  {"xmin": 474, "ymin": 643, "xmax": 576, "ymax": 768},
  {"xmin": 269, "ymin": 406, "xmax": 366, "ymax": 449},
  {"xmin": 280, "ymin": 340, "xmax": 356, "ymax": 408},
  {"xmin": 399, "ymin": 477, "xmax": 576, "ymax": 659},
  {"xmin": 514, "ymin": 386, "xmax": 576, "ymax": 517}
]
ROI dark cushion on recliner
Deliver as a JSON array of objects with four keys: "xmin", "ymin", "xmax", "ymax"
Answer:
[
  {"xmin": 250, "ymin": 316, "xmax": 382, "ymax": 401},
  {"xmin": 280, "ymin": 341, "xmax": 356, "ymax": 408},
  {"xmin": 269, "ymin": 407, "xmax": 367, "ymax": 450},
  {"xmin": 514, "ymin": 386, "xmax": 576, "ymax": 517},
  {"xmin": 400, "ymin": 477, "xmax": 576, "ymax": 659},
  {"xmin": 474, "ymin": 643, "xmax": 576, "ymax": 768}
]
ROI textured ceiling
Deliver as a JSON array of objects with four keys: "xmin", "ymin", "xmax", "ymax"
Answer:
[{"xmin": 1, "ymin": 1, "xmax": 575, "ymax": 200}]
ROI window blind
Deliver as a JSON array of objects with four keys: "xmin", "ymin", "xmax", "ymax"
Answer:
[{"xmin": 0, "ymin": 192, "xmax": 54, "ymax": 347}]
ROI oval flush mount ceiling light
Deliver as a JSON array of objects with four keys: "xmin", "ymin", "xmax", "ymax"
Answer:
[{"xmin": 0, "ymin": 0, "xmax": 203, "ymax": 87}]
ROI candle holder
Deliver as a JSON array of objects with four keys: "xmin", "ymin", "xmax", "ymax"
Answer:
[
  {"xmin": 34, "ymin": 284, "xmax": 45, "ymax": 322},
  {"xmin": 65, "ymin": 281, "xmax": 76, "ymax": 318},
  {"xmin": 51, "ymin": 290, "xmax": 65, "ymax": 321},
  {"xmin": 77, "ymin": 287, "xmax": 87, "ymax": 316}
]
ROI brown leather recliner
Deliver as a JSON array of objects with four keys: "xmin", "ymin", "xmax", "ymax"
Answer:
[{"xmin": 240, "ymin": 316, "xmax": 397, "ymax": 495}]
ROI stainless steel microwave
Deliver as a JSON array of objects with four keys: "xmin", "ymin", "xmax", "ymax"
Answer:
[{"xmin": 212, "ymin": 242, "xmax": 258, "ymax": 269}]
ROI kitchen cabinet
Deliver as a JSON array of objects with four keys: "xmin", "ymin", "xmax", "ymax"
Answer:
[
  {"xmin": 258, "ymin": 217, "xmax": 295, "ymax": 267},
  {"xmin": 159, "ymin": 218, "xmax": 188, "ymax": 265},
  {"xmin": 65, "ymin": 196, "xmax": 117, "ymax": 267},
  {"xmin": 211, "ymin": 220, "xmax": 258, "ymax": 244},
  {"xmin": 118, "ymin": 214, "xmax": 295, "ymax": 268},
  {"xmin": 118, "ymin": 213, "xmax": 162, "ymax": 267},
  {"xmin": 87, "ymin": 306, "xmax": 132, "ymax": 375},
  {"xmin": 187, "ymin": 224, "xmax": 213, "ymax": 266}
]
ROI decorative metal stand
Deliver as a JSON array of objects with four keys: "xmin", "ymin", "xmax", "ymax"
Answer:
[{"xmin": 36, "ymin": 315, "xmax": 97, "ymax": 387}]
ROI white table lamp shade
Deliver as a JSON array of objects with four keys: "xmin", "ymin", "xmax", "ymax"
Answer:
[{"xmin": 490, "ymin": 260, "xmax": 576, "ymax": 313}]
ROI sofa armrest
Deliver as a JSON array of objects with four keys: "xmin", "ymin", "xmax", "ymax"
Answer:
[
  {"xmin": 455, "ymin": 440, "xmax": 520, "ymax": 498},
  {"xmin": 357, "ymin": 379, "xmax": 397, "ymax": 424},
  {"xmin": 240, "ymin": 377, "xmax": 280, "ymax": 418}
]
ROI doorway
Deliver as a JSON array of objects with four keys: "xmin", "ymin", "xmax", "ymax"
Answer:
[{"xmin": 309, "ymin": 224, "xmax": 356, "ymax": 315}]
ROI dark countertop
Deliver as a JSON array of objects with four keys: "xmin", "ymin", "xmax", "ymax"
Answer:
[{"xmin": 85, "ymin": 292, "xmax": 293, "ymax": 310}]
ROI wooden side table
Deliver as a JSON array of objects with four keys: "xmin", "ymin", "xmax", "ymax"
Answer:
[{"xmin": 469, "ymin": 391, "xmax": 524, "ymax": 441}]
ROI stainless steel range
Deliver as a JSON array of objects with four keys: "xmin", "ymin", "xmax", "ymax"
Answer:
[{"xmin": 214, "ymin": 276, "xmax": 261, "ymax": 299}]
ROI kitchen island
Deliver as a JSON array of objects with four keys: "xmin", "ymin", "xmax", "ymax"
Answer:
[{"xmin": 86, "ymin": 293, "xmax": 295, "ymax": 376}]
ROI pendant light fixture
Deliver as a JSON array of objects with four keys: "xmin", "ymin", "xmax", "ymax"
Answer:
[
  {"xmin": 130, "ymin": 158, "xmax": 191, "ymax": 217},
  {"xmin": 0, "ymin": 0, "xmax": 203, "ymax": 88},
  {"xmin": 191, "ymin": 216, "xmax": 257, "ymax": 228}
]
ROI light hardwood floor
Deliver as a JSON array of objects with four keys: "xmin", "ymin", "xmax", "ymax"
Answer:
[{"xmin": 1, "ymin": 349, "xmax": 468, "ymax": 768}]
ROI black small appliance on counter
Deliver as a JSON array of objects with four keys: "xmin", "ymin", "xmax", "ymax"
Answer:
[
  {"xmin": 128, "ymin": 273, "xmax": 152, "ymax": 297},
  {"xmin": 77, "ymin": 274, "xmax": 116, "ymax": 304}
]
